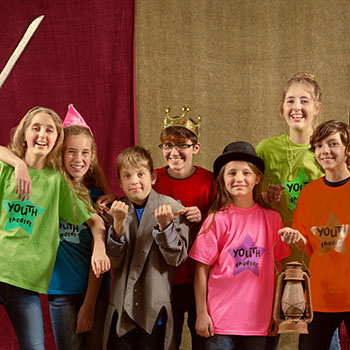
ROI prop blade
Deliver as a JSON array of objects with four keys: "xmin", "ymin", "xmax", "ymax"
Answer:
[{"xmin": 0, "ymin": 15, "xmax": 44, "ymax": 88}]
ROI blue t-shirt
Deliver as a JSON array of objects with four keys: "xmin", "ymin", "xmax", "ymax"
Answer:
[{"xmin": 48, "ymin": 187, "xmax": 110, "ymax": 296}]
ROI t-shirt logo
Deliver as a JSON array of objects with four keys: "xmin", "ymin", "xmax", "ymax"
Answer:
[
  {"xmin": 282, "ymin": 167, "xmax": 310, "ymax": 211},
  {"xmin": 228, "ymin": 233, "xmax": 265, "ymax": 276},
  {"xmin": 311, "ymin": 212, "xmax": 349, "ymax": 256},
  {"xmin": 2, "ymin": 199, "xmax": 45, "ymax": 235},
  {"xmin": 59, "ymin": 219, "xmax": 85, "ymax": 244}
]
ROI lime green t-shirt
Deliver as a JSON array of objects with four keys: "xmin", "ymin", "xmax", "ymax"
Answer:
[
  {"xmin": 0, "ymin": 161, "xmax": 92, "ymax": 293},
  {"xmin": 256, "ymin": 134, "xmax": 323, "ymax": 227}
]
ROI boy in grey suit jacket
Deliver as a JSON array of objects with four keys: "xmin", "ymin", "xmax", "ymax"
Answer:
[{"xmin": 103, "ymin": 146, "xmax": 190, "ymax": 350}]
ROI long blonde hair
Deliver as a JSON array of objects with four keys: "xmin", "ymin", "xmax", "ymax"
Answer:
[
  {"xmin": 9, "ymin": 107, "xmax": 64, "ymax": 169},
  {"xmin": 60, "ymin": 125, "xmax": 109, "ymax": 212}
]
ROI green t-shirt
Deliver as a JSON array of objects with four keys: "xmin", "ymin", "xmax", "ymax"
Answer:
[
  {"xmin": 256, "ymin": 133, "xmax": 323, "ymax": 227},
  {"xmin": 0, "ymin": 161, "xmax": 92, "ymax": 293}
]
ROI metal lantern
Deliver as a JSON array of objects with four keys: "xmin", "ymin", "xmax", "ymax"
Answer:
[{"xmin": 273, "ymin": 261, "xmax": 313, "ymax": 334}]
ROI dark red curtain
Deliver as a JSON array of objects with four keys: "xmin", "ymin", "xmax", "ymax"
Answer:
[{"xmin": 0, "ymin": 0, "xmax": 135, "ymax": 348}]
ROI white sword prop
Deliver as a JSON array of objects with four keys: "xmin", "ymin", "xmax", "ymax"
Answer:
[{"xmin": 0, "ymin": 15, "xmax": 44, "ymax": 88}]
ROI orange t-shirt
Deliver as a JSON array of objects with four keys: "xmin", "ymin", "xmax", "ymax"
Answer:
[{"xmin": 293, "ymin": 177, "xmax": 350, "ymax": 312}]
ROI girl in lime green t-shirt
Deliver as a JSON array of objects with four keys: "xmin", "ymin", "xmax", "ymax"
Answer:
[{"xmin": 0, "ymin": 106, "xmax": 110, "ymax": 349}]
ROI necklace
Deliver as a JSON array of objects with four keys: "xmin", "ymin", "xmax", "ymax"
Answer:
[{"xmin": 285, "ymin": 135, "xmax": 308, "ymax": 181}]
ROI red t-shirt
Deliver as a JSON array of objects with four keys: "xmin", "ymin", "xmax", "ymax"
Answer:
[{"xmin": 153, "ymin": 166, "xmax": 216, "ymax": 284}]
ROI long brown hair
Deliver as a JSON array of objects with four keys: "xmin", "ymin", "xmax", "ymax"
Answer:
[
  {"xmin": 199, "ymin": 161, "xmax": 268, "ymax": 235},
  {"xmin": 60, "ymin": 125, "xmax": 110, "ymax": 212}
]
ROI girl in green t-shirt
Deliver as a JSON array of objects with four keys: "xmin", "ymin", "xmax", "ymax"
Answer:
[{"xmin": 0, "ymin": 106, "xmax": 110, "ymax": 350}]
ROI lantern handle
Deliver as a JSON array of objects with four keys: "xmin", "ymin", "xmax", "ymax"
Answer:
[{"xmin": 271, "ymin": 238, "xmax": 311, "ymax": 276}]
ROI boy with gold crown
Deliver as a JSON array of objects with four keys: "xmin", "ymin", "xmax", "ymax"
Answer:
[{"xmin": 153, "ymin": 105, "xmax": 216, "ymax": 350}]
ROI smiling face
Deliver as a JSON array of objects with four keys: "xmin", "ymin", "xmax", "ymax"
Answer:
[
  {"xmin": 282, "ymin": 83, "xmax": 320, "ymax": 134},
  {"xmin": 223, "ymin": 160, "xmax": 261, "ymax": 207},
  {"xmin": 161, "ymin": 137, "xmax": 200, "ymax": 178},
  {"xmin": 24, "ymin": 112, "xmax": 58, "ymax": 168},
  {"xmin": 118, "ymin": 164, "xmax": 156, "ymax": 205},
  {"xmin": 315, "ymin": 132, "xmax": 350, "ymax": 179},
  {"xmin": 63, "ymin": 134, "xmax": 93, "ymax": 183}
]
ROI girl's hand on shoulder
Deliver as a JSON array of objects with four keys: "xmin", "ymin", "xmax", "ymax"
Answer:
[
  {"xmin": 195, "ymin": 312, "xmax": 214, "ymax": 338},
  {"xmin": 278, "ymin": 227, "xmax": 305, "ymax": 245},
  {"xmin": 15, "ymin": 160, "xmax": 31, "ymax": 202},
  {"xmin": 75, "ymin": 301, "xmax": 95, "ymax": 334},
  {"xmin": 96, "ymin": 193, "xmax": 117, "ymax": 214},
  {"xmin": 155, "ymin": 204, "xmax": 175, "ymax": 231},
  {"xmin": 91, "ymin": 250, "xmax": 110, "ymax": 278},
  {"xmin": 182, "ymin": 206, "xmax": 202, "ymax": 223},
  {"xmin": 266, "ymin": 184, "xmax": 285, "ymax": 203}
]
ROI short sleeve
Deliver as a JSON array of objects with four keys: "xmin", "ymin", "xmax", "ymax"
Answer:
[
  {"xmin": 59, "ymin": 177, "xmax": 92, "ymax": 226},
  {"xmin": 189, "ymin": 213, "xmax": 222, "ymax": 265}
]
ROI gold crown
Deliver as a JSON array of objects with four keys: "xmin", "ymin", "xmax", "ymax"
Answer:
[{"xmin": 162, "ymin": 105, "xmax": 202, "ymax": 138}]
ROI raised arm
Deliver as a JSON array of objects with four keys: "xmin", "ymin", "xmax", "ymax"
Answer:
[{"xmin": 0, "ymin": 146, "xmax": 31, "ymax": 201}]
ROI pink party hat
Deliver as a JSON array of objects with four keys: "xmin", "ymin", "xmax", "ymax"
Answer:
[{"xmin": 63, "ymin": 104, "xmax": 93, "ymax": 134}]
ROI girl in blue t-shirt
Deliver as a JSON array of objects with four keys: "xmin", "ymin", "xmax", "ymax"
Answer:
[{"xmin": 46, "ymin": 104, "xmax": 113, "ymax": 350}]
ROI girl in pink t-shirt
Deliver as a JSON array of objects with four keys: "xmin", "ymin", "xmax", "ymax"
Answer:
[{"xmin": 189, "ymin": 141, "xmax": 290, "ymax": 350}]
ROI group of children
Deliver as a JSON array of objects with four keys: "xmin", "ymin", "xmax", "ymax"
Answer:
[{"xmin": 0, "ymin": 71, "xmax": 350, "ymax": 350}]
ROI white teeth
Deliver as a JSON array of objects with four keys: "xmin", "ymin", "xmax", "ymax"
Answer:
[
  {"xmin": 36, "ymin": 141, "xmax": 47, "ymax": 146},
  {"xmin": 71, "ymin": 165, "xmax": 84, "ymax": 169}
]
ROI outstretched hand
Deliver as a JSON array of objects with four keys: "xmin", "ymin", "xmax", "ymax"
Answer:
[{"xmin": 278, "ymin": 227, "xmax": 306, "ymax": 245}]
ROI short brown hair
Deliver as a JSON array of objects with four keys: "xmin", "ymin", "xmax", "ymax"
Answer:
[
  {"xmin": 160, "ymin": 126, "xmax": 198, "ymax": 144},
  {"xmin": 116, "ymin": 146, "xmax": 154, "ymax": 177},
  {"xmin": 310, "ymin": 120, "xmax": 350, "ymax": 168}
]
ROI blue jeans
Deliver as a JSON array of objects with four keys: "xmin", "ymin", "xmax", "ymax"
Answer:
[
  {"xmin": 48, "ymin": 294, "xmax": 108, "ymax": 350},
  {"xmin": 299, "ymin": 311, "xmax": 350, "ymax": 350},
  {"xmin": 204, "ymin": 334, "xmax": 266, "ymax": 350},
  {"xmin": 0, "ymin": 282, "xmax": 45, "ymax": 350},
  {"xmin": 173, "ymin": 283, "xmax": 204, "ymax": 350}
]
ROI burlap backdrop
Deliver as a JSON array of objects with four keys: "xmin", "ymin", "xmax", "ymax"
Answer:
[{"xmin": 135, "ymin": 0, "xmax": 350, "ymax": 171}]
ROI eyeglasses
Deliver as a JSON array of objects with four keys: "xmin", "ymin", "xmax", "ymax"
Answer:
[{"xmin": 158, "ymin": 143, "xmax": 195, "ymax": 151}]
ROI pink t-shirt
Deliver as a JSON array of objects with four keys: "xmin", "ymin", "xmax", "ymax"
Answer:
[{"xmin": 189, "ymin": 203, "xmax": 290, "ymax": 335}]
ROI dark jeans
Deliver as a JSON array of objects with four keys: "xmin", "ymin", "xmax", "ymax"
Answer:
[
  {"xmin": 299, "ymin": 311, "xmax": 350, "ymax": 350},
  {"xmin": 173, "ymin": 283, "xmax": 204, "ymax": 350},
  {"xmin": 204, "ymin": 334, "xmax": 266, "ymax": 350},
  {"xmin": 107, "ymin": 311, "xmax": 166, "ymax": 350}
]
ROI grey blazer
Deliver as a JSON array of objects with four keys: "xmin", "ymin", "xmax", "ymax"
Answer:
[{"xmin": 103, "ymin": 189, "xmax": 190, "ymax": 350}]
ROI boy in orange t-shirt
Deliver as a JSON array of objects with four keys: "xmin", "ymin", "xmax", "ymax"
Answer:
[{"xmin": 279, "ymin": 120, "xmax": 350, "ymax": 350}]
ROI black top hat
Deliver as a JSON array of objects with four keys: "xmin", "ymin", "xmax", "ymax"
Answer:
[{"xmin": 213, "ymin": 141, "xmax": 265, "ymax": 179}]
